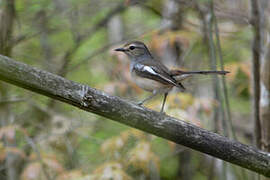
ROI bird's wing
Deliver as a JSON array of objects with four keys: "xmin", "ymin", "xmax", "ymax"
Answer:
[{"xmin": 133, "ymin": 62, "xmax": 185, "ymax": 90}]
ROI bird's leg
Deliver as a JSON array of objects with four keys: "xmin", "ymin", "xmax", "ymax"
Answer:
[
  {"xmin": 160, "ymin": 92, "xmax": 168, "ymax": 113},
  {"xmin": 137, "ymin": 91, "xmax": 157, "ymax": 106}
]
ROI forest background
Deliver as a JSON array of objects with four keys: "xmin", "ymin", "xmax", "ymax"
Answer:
[{"xmin": 0, "ymin": 0, "xmax": 269, "ymax": 180}]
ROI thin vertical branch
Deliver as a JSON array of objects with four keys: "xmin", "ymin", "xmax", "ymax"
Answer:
[
  {"xmin": 212, "ymin": 0, "xmax": 236, "ymax": 141},
  {"xmin": 207, "ymin": 1, "xmax": 228, "ymax": 137},
  {"xmin": 0, "ymin": 1, "xmax": 19, "ymax": 180},
  {"xmin": 250, "ymin": 0, "xmax": 263, "ymax": 148},
  {"xmin": 211, "ymin": 1, "xmax": 248, "ymax": 179},
  {"xmin": 207, "ymin": 2, "xmax": 229, "ymax": 180},
  {"xmin": 24, "ymin": 136, "xmax": 52, "ymax": 180}
]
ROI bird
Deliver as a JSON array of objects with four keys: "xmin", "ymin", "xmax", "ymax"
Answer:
[{"xmin": 115, "ymin": 41, "xmax": 229, "ymax": 113}]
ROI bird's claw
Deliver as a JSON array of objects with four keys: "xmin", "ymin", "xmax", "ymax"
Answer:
[{"xmin": 160, "ymin": 110, "xmax": 166, "ymax": 115}]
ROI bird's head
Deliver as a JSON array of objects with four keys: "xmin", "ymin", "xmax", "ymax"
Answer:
[{"xmin": 114, "ymin": 41, "xmax": 152, "ymax": 60}]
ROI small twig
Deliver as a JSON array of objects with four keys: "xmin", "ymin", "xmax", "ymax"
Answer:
[
  {"xmin": 24, "ymin": 135, "xmax": 52, "ymax": 180},
  {"xmin": 68, "ymin": 42, "xmax": 120, "ymax": 72},
  {"xmin": 67, "ymin": 25, "xmax": 161, "ymax": 73},
  {"xmin": 0, "ymin": 97, "xmax": 26, "ymax": 105},
  {"xmin": 58, "ymin": 2, "xmax": 127, "ymax": 77},
  {"xmin": 212, "ymin": 2, "xmax": 236, "ymax": 140}
]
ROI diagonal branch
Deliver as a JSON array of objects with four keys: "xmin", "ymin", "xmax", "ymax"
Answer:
[{"xmin": 0, "ymin": 54, "xmax": 270, "ymax": 177}]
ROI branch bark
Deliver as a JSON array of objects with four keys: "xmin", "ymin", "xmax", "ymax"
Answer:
[{"xmin": 0, "ymin": 55, "xmax": 270, "ymax": 177}]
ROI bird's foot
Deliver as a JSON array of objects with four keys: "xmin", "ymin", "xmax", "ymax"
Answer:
[{"xmin": 160, "ymin": 109, "xmax": 166, "ymax": 114}]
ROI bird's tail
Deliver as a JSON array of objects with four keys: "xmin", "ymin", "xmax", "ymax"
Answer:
[
  {"xmin": 171, "ymin": 70, "xmax": 229, "ymax": 76},
  {"xmin": 171, "ymin": 70, "xmax": 229, "ymax": 92}
]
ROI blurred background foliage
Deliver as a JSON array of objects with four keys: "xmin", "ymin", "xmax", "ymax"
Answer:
[{"xmin": 0, "ymin": 0, "xmax": 259, "ymax": 179}]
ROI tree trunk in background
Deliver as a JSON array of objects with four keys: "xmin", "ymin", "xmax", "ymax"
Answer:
[
  {"xmin": 261, "ymin": 44, "xmax": 270, "ymax": 151},
  {"xmin": 0, "ymin": 0, "xmax": 15, "ymax": 55},
  {"xmin": 107, "ymin": 14, "xmax": 123, "ymax": 44},
  {"xmin": 251, "ymin": 1, "xmax": 270, "ymax": 179},
  {"xmin": 250, "ymin": 0, "xmax": 263, "ymax": 149},
  {"xmin": 35, "ymin": 10, "xmax": 54, "ymax": 72},
  {"xmin": 259, "ymin": 46, "xmax": 269, "ymax": 180},
  {"xmin": 161, "ymin": 1, "xmax": 193, "ymax": 180},
  {"xmin": 0, "ymin": 1, "xmax": 20, "ymax": 180},
  {"xmin": 161, "ymin": 0, "xmax": 184, "ymax": 31},
  {"xmin": 177, "ymin": 149, "xmax": 192, "ymax": 180},
  {"xmin": 260, "ymin": 35, "xmax": 270, "ymax": 180},
  {"xmin": 160, "ymin": 0, "xmax": 185, "ymax": 69},
  {"xmin": 260, "ymin": 0, "xmax": 270, "ymax": 154},
  {"xmin": 195, "ymin": 2, "xmax": 233, "ymax": 179}
]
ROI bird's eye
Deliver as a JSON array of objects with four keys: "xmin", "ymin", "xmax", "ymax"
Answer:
[{"xmin": 129, "ymin": 46, "xmax": 135, "ymax": 50}]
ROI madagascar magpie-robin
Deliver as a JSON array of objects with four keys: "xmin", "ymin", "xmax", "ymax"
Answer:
[{"xmin": 115, "ymin": 41, "xmax": 228, "ymax": 113}]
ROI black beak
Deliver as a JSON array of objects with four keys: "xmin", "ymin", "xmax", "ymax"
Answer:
[{"xmin": 114, "ymin": 48, "xmax": 126, "ymax": 52}]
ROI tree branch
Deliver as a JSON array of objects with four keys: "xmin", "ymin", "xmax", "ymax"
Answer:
[{"xmin": 0, "ymin": 55, "xmax": 270, "ymax": 177}]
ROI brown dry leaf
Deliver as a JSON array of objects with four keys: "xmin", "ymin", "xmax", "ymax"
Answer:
[
  {"xmin": 92, "ymin": 161, "xmax": 133, "ymax": 180},
  {"xmin": 21, "ymin": 156, "xmax": 64, "ymax": 180},
  {"xmin": 145, "ymin": 93, "xmax": 194, "ymax": 113},
  {"xmin": 128, "ymin": 80, "xmax": 144, "ymax": 94},
  {"xmin": 51, "ymin": 115, "xmax": 72, "ymax": 135},
  {"xmin": 225, "ymin": 61, "xmax": 251, "ymax": 82},
  {"xmin": 0, "ymin": 125, "xmax": 17, "ymax": 142},
  {"xmin": 169, "ymin": 93, "xmax": 194, "ymax": 109},
  {"xmin": 101, "ymin": 136, "xmax": 126, "ymax": 155},
  {"xmin": 28, "ymin": 153, "xmax": 37, "ymax": 161},
  {"xmin": 129, "ymin": 129, "xmax": 146, "ymax": 139},
  {"xmin": 225, "ymin": 61, "xmax": 251, "ymax": 95},
  {"xmin": 150, "ymin": 31, "xmax": 192, "ymax": 57},
  {"xmin": 224, "ymin": 63, "xmax": 238, "ymax": 81},
  {"xmin": 44, "ymin": 158, "xmax": 64, "ymax": 174},
  {"xmin": 144, "ymin": 98, "xmax": 162, "ymax": 112},
  {"xmin": 124, "ymin": 0, "xmax": 131, "ymax": 5},
  {"xmin": 57, "ymin": 170, "xmax": 83, "ymax": 180},
  {"xmin": 127, "ymin": 141, "xmax": 159, "ymax": 175},
  {"xmin": 28, "ymin": 152, "xmax": 56, "ymax": 161},
  {"xmin": 21, "ymin": 162, "xmax": 42, "ymax": 180},
  {"xmin": 167, "ymin": 141, "xmax": 176, "ymax": 152},
  {"xmin": 28, "ymin": 153, "xmax": 64, "ymax": 172},
  {"xmin": 197, "ymin": 98, "xmax": 214, "ymax": 116},
  {"xmin": 119, "ymin": 130, "xmax": 132, "ymax": 142},
  {"xmin": 239, "ymin": 62, "xmax": 251, "ymax": 79},
  {"xmin": 5, "ymin": 147, "xmax": 26, "ymax": 159},
  {"xmin": 120, "ymin": 129, "xmax": 146, "ymax": 140}
]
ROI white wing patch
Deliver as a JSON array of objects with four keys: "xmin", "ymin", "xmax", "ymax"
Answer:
[
  {"xmin": 133, "ymin": 63, "xmax": 177, "ymax": 86},
  {"xmin": 143, "ymin": 66, "xmax": 157, "ymax": 75},
  {"xmin": 134, "ymin": 64, "xmax": 157, "ymax": 76}
]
